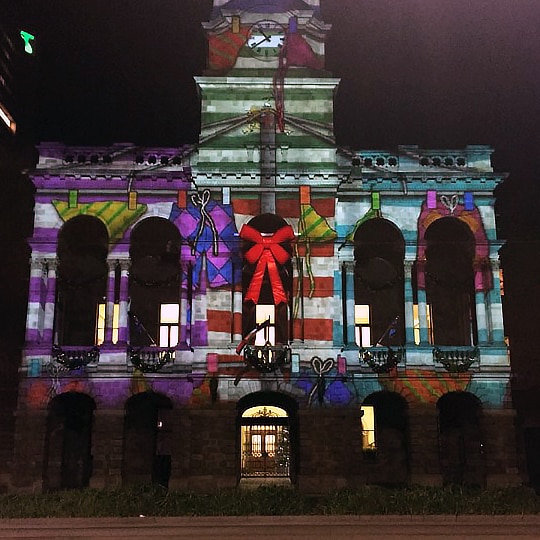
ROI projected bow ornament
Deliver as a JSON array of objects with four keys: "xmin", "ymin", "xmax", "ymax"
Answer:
[
  {"xmin": 240, "ymin": 224, "xmax": 295, "ymax": 305},
  {"xmin": 309, "ymin": 356, "xmax": 335, "ymax": 406}
]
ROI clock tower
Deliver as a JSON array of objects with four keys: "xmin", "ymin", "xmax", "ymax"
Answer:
[{"xmin": 195, "ymin": 0, "xmax": 340, "ymax": 213}]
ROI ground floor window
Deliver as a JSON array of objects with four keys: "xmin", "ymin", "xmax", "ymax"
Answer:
[
  {"xmin": 361, "ymin": 405, "xmax": 376, "ymax": 452},
  {"xmin": 241, "ymin": 405, "xmax": 290, "ymax": 478}
]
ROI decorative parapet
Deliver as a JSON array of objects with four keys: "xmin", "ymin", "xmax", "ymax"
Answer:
[
  {"xmin": 128, "ymin": 346, "xmax": 175, "ymax": 373},
  {"xmin": 433, "ymin": 346, "xmax": 479, "ymax": 373},
  {"xmin": 51, "ymin": 345, "xmax": 100, "ymax": 371},
  {"xmin": 243, "ymin": 344, "xmax": 292, "ymax": 373},
  {"xmin": 360, "ymin": 347, "xmax": 404, "ymax": 373}
]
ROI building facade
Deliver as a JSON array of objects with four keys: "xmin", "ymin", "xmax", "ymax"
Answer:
[{"xmin": 10, "ymin": 0, "xmax": 520, "ymax": 492}]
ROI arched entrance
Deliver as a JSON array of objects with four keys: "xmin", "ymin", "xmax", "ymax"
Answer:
[
  {"xmin": 437, "ymin": 391, "xmax": 485, "ymax": 486},
  {"xmin": 43, "ymin": 392, "xmax": 95, "ymax": 491},
  {"xmin": 237, "ymin": 392, "xmax": 297, "ymax": 483},
  {"xmin": 362, "ymin": 391, "xmax": 409, "ymax": 485}
]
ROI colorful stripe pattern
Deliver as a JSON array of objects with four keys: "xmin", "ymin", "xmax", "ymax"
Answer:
[
  {"xmin": 52, "ymin": 200, "xmax": 147, "ymax": 244},
  {"xmin": 208, "ymin": 28, "xmax": 249, "ymax": 72},
  {"xmin": 379, "ymin": 368, "xmax": 472, "ymax": 404}
]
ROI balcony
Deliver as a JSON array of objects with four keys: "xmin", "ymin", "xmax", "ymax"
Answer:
[
  {"xmin": 51, "ymin": 345, "xmax": 100, "ymax": 371},
  {"xmin": 128, "ymin": 346, "xmax": 175, "ymax": 373},
  {"xmin": 433, "ymin": 346, "xmax": 479, "ymax": 373},
  {"xmin": 243, "ymin": 344, "xmax": 292, "ymax": 373},
  {"xmin": 359, "ymin": 347, "xmax": 404, "ymax": 373}
]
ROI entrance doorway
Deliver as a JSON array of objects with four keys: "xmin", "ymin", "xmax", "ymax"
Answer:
[{"xmin": 241, "ymin": 405, "xmax": 290, "ymax": 479}]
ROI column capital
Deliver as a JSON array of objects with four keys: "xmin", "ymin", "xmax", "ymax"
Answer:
[
  {"xmin": 45, "ymin": 258, "xmax": 58, "ymax": 272},
  {"xmin": 112, "ymin": 258, "xmax": 131, "ymax": 272},
  {"xmin": 404, "ymin": 259, "xmax": 415, "ymax": 273}
]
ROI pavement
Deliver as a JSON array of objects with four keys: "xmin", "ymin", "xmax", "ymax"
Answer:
[{"xmin": 1, "ymin": 516, "xmax": 540, "ymax": 539}]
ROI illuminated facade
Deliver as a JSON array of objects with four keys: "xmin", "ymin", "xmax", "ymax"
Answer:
[{"xmin": 11, "ymin": 0, "xmax": 520, "ymax": 492}]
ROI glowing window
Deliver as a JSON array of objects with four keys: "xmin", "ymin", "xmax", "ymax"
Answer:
[
  {"xmin": 413, "ymin": 304, "xmax": 433, "ymax": 345},
  {"xmin": 159, "ymin": 304, "xmax": 179, "ymax": 347},
  {"xmin": 355, "ymin": 304, "xmax": 371, "ymax": 347},
  {"xmin": 251, "ymin": 434, "xmax": 262, "ymax": 457},
  {"xmin": 255, "ymin": 305, "xmax": 275, "ymax": 346},
  {"xmin": 96, "ymin": 303, "xmax": 120, "ymax": 345},
  {"xmin": 361, "ymin": 405, "xmax": 376, "ymax": 451}
]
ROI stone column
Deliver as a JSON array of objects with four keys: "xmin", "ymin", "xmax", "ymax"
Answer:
[
  {"xmin": 403, "ymin": 260, "xmax": 415, "ymax": 345},
  {"xmin": 25, "ymin": 257, "xmax": 46, "ymax": 344},
  {"xmin": 117, "ymin": 259, "xmax": 130, "ymax": 344},
  {"xmin": 338, "ymin": 260, "xmax": 356, "ymax": 347},
  {"xmin": 104, "ymin": 261, "xmax": 117, "ymax": 345},
  {"xmin": 89, "ymin": 409, "xmax": 125, "ymax": 489},
  {"xmin": 416, "ymin": 260, "xmax": 430, "ymax": 345},
  {"xmin": 474, "ymin": 258, "xmax": 489, "ymax": 345},
  {"xmin": 42, "ymin": 259, "xmax": 57, "ymax": 345},
  {"xmin": 488, "ymin": 258, "xmax": 506, "ymax": 345},
  {"xmin": 407, "ymin": 404, "xmax": 443, "ymax": 486}
]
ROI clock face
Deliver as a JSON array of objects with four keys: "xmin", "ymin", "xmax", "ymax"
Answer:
[{"xmin": 247, "ymin": 20, "xmax": 285, "ymax": 60}]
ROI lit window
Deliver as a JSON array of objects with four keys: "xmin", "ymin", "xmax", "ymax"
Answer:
[
  {"xmin": 251, "ymin": 433, "xmax": 262, "ymax": 457},
  {"xmin": 355, "ymin": 304, "xmax": 371, "ymax": 347},
  {"xmin": 255, "ymin": 305, "xmax": 275, "ymax": 346},
  {"xmin": 413, "ymin": 304, "xmax": 433, "ymax": 345},
  {"xmin": 159, "ymin": 304, "xmax": 179, "ymax": 347},
  {"xmin": 96, "ymin": 303, "xmax": 120, "ymax": 345},
  {"xmin": 499, "ymin": 268, "xmax": 505, "ymax": 297},
  {"xmin": 265, "ymin": 434, "xmax": 276, "ymax": 456},
  {"xmin": 361, "ymin": 405, "xmax": 376, "ymax": 451}
]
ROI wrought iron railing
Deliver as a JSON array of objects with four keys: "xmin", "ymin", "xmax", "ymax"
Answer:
[
  {"xmin": 51, "ymin": 345, "xmax": 100, "ymax": 370},
  {"xmin": 360, "ymin": 346, "xmax": 404, "ymax": 373},
  {"xmin": 243, "ymin": 344, "xmax": 291, "ymax": 373},
  {"xmin": 433, "ymin": 346, "xmax": 479, "ymax": 373},
  {"xmin": 128, "ymin": 346, "xmax": 174, "ymax": 373}
]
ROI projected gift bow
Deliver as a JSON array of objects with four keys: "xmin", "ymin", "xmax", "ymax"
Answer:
[{"xmin": 240, "ymin": 224, "xmax": 295, "ymax": 305}]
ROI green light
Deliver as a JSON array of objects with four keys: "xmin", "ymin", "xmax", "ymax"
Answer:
[{"xmin": 20, "ymin": 30, "xmax": 35, "ymax": 54}]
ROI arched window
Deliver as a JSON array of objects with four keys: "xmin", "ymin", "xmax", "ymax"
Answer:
[
  {"xmin": 425, "ymin": 218, "xmax": 476, "ymax": 346},
  {"xmin": 129, "ymin": 218, "xmax": 181, "ymax": 347},
  {"xmin": 56, "ymin": 216, "xmax": 108, "ymax": 346},
  {"xmin": 122, "ymin": 392, "xmax": 173, "ymax": 487},
  {"xmin": 241, "ymin": 214, "xmax": 294, "ymax": 346},
  {"xmin": 237, "ymin": 391, "xmax": 298, "ymax": 483},
  {"xmin": 437, "ymin": 391, "xmax": 485, "ymax": 486},
  {"xmin": 43, "ymin": 393, "xmax": 95, "ymax": 491},
  {"xmin": 354, "ymin": 219, "xmax": 405, "ymax": 347},
  {"xmin": 362, "ymin": 391, "xmax": 409, "ymax": 485}
]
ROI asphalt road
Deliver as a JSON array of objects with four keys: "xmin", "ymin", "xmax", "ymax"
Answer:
[{"xmin": 1, "ymin": 516, "xmax": 540, "ymax": 539}]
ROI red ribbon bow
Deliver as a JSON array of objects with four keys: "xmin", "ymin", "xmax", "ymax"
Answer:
[{"xmin": 240, "ymin": 224, "xmax": 295, "ymax": 305}]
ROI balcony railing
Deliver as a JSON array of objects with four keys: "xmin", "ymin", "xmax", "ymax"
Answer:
[
  {"xmin": 128, "ymin": 346, "xmax": 174, "ymax": 373},
  {"xmin": 360, "ymin": 347, "xmax": 404, "ymax": 373},
  {"xmin": 433, "ymin": 346, "xmax": 479, "ymax": 373},
  {"xmin": 51, "ymin": 345, "xmax": 100, "ymax": 371},
  {"xmin": 243, "ymin": 344, "xmax": 292, "ymax": 373}
]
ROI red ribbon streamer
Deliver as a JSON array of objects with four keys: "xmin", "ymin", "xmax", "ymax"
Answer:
[{"xmin": 240, "ymin": 224, "xmax": 295, "ymax": 305}]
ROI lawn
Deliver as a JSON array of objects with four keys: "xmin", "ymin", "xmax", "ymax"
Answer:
[{"xmin": 1, "ymin": 485, "xmax": 539, "ymax": 518}]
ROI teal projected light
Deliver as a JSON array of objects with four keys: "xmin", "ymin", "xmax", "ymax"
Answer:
[{"xmin": 20, "ymin": 30, "xmax": 35, "ymax": 54}]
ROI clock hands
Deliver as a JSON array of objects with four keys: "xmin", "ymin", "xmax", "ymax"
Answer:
[{"xmin": 250, "ymin": 36, "xmax": 271, "ymax": 48}]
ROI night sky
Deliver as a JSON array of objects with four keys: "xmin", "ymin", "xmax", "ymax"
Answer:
[
  {"xmin": 8, "ymin": 0, "xmax": 540, "ymax": 382},
  {"xmin": 14, "ymin": 1, "xmax": 539, "ymax": 169}
]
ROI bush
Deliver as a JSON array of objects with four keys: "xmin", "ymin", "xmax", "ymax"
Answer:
[{"xmin": 1, "ymin": 485, "xmax": 539, "ymax": 518}]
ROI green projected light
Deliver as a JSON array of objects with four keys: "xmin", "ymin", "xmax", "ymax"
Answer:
[{"xmin": 20, "ymin": 30, "xmax": 35, "ymax": 54}]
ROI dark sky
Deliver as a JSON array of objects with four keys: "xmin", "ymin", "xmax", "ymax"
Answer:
[
  {"xmin": 12, "ymin": 0, "xmax": 540, "ymax": 235},
  {"xmin": 15, "ymin": 0, "xmax": 540, "ymax": 172}
]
